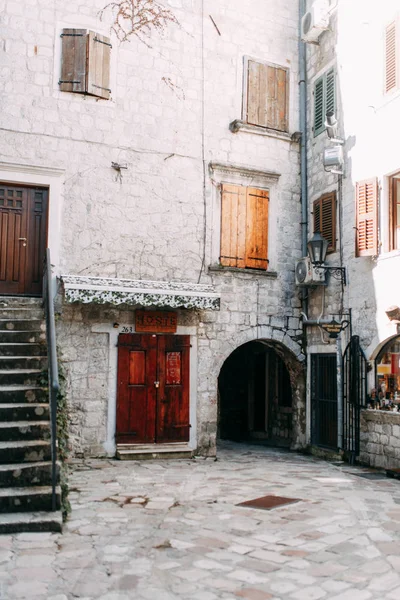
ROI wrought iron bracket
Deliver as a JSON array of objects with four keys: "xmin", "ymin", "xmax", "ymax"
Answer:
[{"xmin": 314, "ymin": 265, "xmax": 346, "ymax": 285}]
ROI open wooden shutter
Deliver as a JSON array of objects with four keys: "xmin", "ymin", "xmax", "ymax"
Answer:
[
  {"xmin": 314, "ymin": 76, "xmax": 324, "ymax": 136},
  {"xmin": 355, "ymin": 178, "xmax": 378, "ymax": 257},
  {"xmin": 326, "ymin": 68, "xmax": 335, "ymax": 115},
  {"xmin": 385, "ymin": 21, "xmax": 397, "ymax": 93},
  {"xmin": 313, "ymin": 192, "xmax": 336, "ymax": 252},
  {"xmin": 87, "ymin": 31, "xmax": 112, "ymax": 100},
  {"xmin": 220, "ymin": 184, "xmax": 246, "ymax": 267},
  {"xmin": 245, "ymin": 188, "xmax": 269, "ymax": 269},
  {"xmin": 59, "ymin": 29, "xmax": 88, "ymax": 93},
  {"xmin": 247, "ymin": 61, "xmax": 288, "ymax": 131}
]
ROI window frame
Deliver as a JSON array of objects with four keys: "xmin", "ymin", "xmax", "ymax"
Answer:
[
  {"xmin": 313, "ymin": 67, "xmax": 336, "ymax": 137},
  {"xmin": 242, "ymin": 56, "xmax": 290, "ymax": 133},
  {"xmin": 389, "ymin": 172, "xmax": 400, "ymax": 251}
]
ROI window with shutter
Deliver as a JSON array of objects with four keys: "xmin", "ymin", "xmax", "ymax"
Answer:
[
  {"xmin": 385, "ymin": 21, "xmax": 397, "ymax": 94},
  {"xmin": 313, "ymin": 192, "xmax": 336, "ymax": 253},
  {"xmin": 389, "ymin": 172, "xmax": 400, "ymax": 251},
  {"xmin": 355, "ymin": 178, "xmax": 378, "ymax": 257},
  {"xmin": 314, "ymin": 68, "xmax": 336, "ymax": 137},
  {"xmin": 246, "ymin": 60, "xmax": 289, "ymax": 132},
  {"xmin": 59, "ymin": 29, "xmax": 111, "ymax": 100},
  {"xmin": 220, "ymin": 184, "xmax": 269, "ymax": 270}
]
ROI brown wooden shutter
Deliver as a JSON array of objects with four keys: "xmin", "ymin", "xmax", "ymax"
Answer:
[
  {"xmin": 247, "ymin": 61, "xmax": 288, "ymax": 131},
  {"xmin": 313, "ymin": 192, "xmax": 336, "ymax": 253},
  {"xmin": 220, "ymin": 184, "xmax": 246, "ymax": 267},
  {"xmin": 59, "ymin": 29, "xmax": 88, "ymax": 93},
  {"xmin": 355, "ymin": 178, "xmax": 378, "ymax": 257},
  {"xmin": 245, "ymin": 188, "xmax": 269, "ymax": 270},
  {"xmin": 87, "ymin": 31, "xmax": 111, "ymax": 100},
  {"xmin": 385, "ymin": 21, "xmax": 397, "ymax": 93}
]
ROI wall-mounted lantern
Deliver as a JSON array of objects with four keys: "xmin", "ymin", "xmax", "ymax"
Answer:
[{"xmin": 307, "ymin": 232, "xmax": 347, "ymax": 285}]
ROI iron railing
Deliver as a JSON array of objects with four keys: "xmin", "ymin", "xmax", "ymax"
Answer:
[{"xmin": 43, "ymin": 248, "xmax": 60, "ymax": 511}]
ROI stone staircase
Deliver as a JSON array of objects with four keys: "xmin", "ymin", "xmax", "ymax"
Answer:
[{"xmin": 0, "ymin": 297, "xmax": 62, "ymax": 533}]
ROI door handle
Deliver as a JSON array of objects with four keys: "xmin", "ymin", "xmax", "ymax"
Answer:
[
  {"xmin": 154, "ymin": 381, "xmax": 160, "ymax": 388},
  {"xmin": 18, "ymin": 237, "xmax": 27, "ymax": 247}
]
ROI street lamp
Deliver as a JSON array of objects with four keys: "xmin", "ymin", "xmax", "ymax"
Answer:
[{"xmin": 307, "ymin": 232, "xmax": 347, "ymax": 285}]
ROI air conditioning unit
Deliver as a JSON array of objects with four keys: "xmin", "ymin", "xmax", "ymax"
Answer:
[
  {"xmin": 295, "ymin": 257, "xmax": 326, "ymax": 286},
  {"xmin": 301, "ymin": 0, "xmax": 330, "ymax": 43}
]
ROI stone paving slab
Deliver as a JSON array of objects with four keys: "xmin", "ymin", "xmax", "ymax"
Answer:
[{"xmin": 1, "ymin": 442, "xmax": 400, "ymax": 599}]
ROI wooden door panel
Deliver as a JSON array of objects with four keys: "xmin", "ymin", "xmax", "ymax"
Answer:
[
  {"xmin": 157, "ymin": 335, "xmax": 190, "ymax": 443},
  {"xmin": 0, "ymin": 185, "xmax": 28, "ymax": 295},
  {"xmin": 0, "ymin": 184, "xmax": 48, "ymax": 296},
  {"xmin": 116, "ymin": 334, "xmax": 157, "ymax": 444}
]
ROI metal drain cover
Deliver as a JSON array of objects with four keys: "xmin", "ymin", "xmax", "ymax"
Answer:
[{"xmin": 237, "ymin": 495, "xmax": 300, "ymax": 510}]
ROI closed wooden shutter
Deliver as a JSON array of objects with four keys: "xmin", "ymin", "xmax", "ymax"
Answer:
[
  {"xmin": 87, "ymin": 31, "xmax": 112, "ymax": 100},
  {"xmin": 59, "ymin": 29, "xmax": 88, "ymax": 93},
  {"xmin": 355, "ymin": 178, "xmax": 378, "ymax": 257},
  {"xmin": 220, "ymin": 184, "xmax": 246, "ymax": 267},
  {"xmin": 245, "ymin": 188, "xmax": 269, "ymax": 269},
  {"xmin": 247, "ymin": 61, "xmax": 288, "ymax": 132},
  {"xmin": 313, "ymin": 192, "xmax": 336, "ymax": 253},
  {"xmin": 385, "ymin": 21, "xmax": 397, "ymax": 93}
]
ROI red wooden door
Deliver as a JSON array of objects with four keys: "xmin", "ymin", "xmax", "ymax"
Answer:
[
  {"xmin": 157, "ymin": 335, "xmax": 190, "ymax": 443},
  {"xmin": 116, "ymin": 334, "xmax": 190, "ymax": 445},
  {"xmin": 0, "ymin": 184, "xmax": 48, "ymax": 296}
]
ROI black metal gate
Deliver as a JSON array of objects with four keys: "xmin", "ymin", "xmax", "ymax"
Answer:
[
  {"xmin": 342, "ymin": 335, "xmax": 367, "ymax": 459},
  {"xmin": 311, "ymin": 354, "xmax": 338, "ymax": 449}
]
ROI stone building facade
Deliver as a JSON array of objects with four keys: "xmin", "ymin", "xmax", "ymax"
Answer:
[
  {"xmin": 0, "ymin": 0, "xmax": 306, "ymax": 457},
  {"xmin": 304, "ymin": 0, "xmax": 400, "ymax": 461}
]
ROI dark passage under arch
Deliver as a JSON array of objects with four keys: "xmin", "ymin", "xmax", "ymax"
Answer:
[{"xmin": 218, "ymin": 341, "xmax": 293, "ymax": 447}]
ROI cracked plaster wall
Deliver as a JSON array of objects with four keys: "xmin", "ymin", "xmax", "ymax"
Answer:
[{"xmin": 2, "ymin": 0, "xmax": 306, "ymax": 455}]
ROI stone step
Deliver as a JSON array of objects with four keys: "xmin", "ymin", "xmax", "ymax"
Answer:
[
  {"xmin": 0, "ymin": 440, "xmax": 51, "ymax": 463},
  {"xmin": 0, "ymin": 461, "xmax": 58, "ymax": 488},
  {"xmin": 0, "ymin": 386, "xmax": 48, "ymax": 403},
  {"xmin": 0, "ymin": 403, "xmax": 49, "ymax": 422},
  {"xmin": 0, "ymin": 509, "xmax": 62, "ymax": 533},
  {"xmin": 0, "ymin": 421, "xmax": 50, "ymax": 442},
  {"xmin": 0, "ymin": 331, "xmax": 46, "ymax": 344},
  {"xmin": 0, "ymin": 296, "xmax": 42, "ymax": 307},
  {"xmin": 0, "ymin": 309, "xmax": 45, "ymax": 320},
  {"xmin": 0, "ymin": 343, "xmax": 47, "ymax": 357},
  {"xmin": 116, "ymin": 442, "xmax": 194, "ymax": 460},
  {"xmin": 0, "ymin": 356, "xmax": 47, "ymax": 370},
  {"xmin": 0, "ymin": 319, "xmax": 45, "ymax": 332},
  {"xmin": 0, "ymin": 369, "xmax": 43, "ymax": 386},
  {"xmin": 0, "ymin": 486, "xmax": 61, "ymax": 513}
]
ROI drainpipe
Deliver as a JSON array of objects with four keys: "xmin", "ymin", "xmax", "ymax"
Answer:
[
  {"xmin": 299, "ymin": 0, "xmax": 308, "ymax": 259},
  {"xmin": 336, "ymin": 335, "xmax": 343, "ymax": 449}
]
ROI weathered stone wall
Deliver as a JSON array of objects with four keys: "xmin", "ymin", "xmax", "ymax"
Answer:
[
  {"xmin": 1, "ymin": 0, "xmax": 305, "ymax": 457},
  {"xmin": 360, "ymin": 410, "xmax": 400, "ymax": 469}
]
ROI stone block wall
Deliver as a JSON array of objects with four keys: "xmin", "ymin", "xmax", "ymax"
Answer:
[{"xmin": 359, "ymin": 410, "xmax": 400, "ymax": 469}]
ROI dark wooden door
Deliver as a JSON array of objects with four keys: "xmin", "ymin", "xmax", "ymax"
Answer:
[
  {"xmin": 116, "ymin": 334, "xmax": 190, "ymax": 445},
  {"xmin": 311, "ymin": 354, "xmax": 338, "ymax": 450},
  {"xmin": 0, "ymin": 184, "xmax": 48, "ymax": 296}
]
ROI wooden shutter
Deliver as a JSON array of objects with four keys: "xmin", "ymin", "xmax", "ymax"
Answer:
[
  {"xmin": 314, "ymin": 69, "xmax": 336, "ymax": 137},
  {"xmin": 326, "ymin": 68, "xmax": 335, "ymax": 115},
  {"xmin": 314, "ymin": 76, "xmax": 324, "ymax": 136},
  {"xmin": 385, "ymin": 21, "xmax": 397, "ymax": 93},
  {"xmin": 59, "ymin": 29, "xmax": 88, "ymax": 93},
  {"xmin": 220, "ymin": 184, "xmax": 246, "ymax": 267},
  {"xmin": 87, "ymin": 31, "xmax": 111, "ymax": 100},
  {"xmin": 247, "ymin": 61, "xmax": 288, "ymax": 132},
  {"xmin": 313, "ymin": 192, "xmax": 336, "ymax": 253},
  {"xmin": 245, "ymin": 188, "xmax": 269, "ymax": 269},
  {"xmin": 355, "ymin": 178, "xmax": 378, "ymax": 257}
]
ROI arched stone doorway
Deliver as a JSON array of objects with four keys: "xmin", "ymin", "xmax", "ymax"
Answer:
[{"xmin": 218, "ymin": 340, "xmax": 302, "ymax": 448}]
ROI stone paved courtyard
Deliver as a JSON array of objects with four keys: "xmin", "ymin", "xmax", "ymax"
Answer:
[{"xmin": 1, "ymin": 443, "xmax": 400, "ymax": 600}]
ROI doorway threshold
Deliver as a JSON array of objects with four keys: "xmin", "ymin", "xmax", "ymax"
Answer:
[{"xmin": 116, "ymin": 443, "xmax": 194, "ymax": 460}]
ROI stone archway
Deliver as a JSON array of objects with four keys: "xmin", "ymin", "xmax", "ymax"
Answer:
[{"xmin": 217, "ymin": 338, "xmax": 306, "ymax": 450}]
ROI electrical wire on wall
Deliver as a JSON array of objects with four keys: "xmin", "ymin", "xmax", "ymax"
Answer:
[{"xmin": 197, "ymin": 0, "xmax": 207, "ymax": 284}]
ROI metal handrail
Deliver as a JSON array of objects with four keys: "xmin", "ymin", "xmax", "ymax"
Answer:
[{"xmin": 43, "ymin": 248, "xmax": 60, "ymax": 511}]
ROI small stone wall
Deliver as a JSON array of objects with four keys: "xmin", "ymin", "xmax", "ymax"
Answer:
[{"xmin": 360, "ymin": 410, "xmax": 400, "ymax": 469}]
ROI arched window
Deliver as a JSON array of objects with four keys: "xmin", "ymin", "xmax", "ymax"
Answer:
[{"xmin": 375, "ymin": 336, "xmax": 400, "ymax": 402}]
